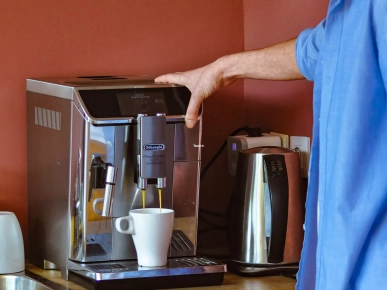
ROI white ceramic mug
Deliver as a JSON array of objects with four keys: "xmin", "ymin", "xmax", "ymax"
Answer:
[
  {"xmin": 115, "ymin": 208, "xmax": 174, "ymax": 267},
  {"xmin": 0, "ymin": 212, "xmax": 25, "ymax": 274}
]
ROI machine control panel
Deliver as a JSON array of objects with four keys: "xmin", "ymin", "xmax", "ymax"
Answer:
[{"xmin": 78, "ymin": 87, "xmax": 192, "ymax": 119}]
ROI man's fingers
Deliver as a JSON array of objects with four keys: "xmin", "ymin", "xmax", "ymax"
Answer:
[
  {"xmin": 155, "ymin": 73, "xmax": 184, "ymax": 85},
  {"xmin": 154, "ymin": 75, "xmax": 167, "ymax": 83},
  {"xmin": 185, "ymin": 94, "xmax": 203, "ymax": 128},
  {"xmin": 156, "ymin": 71, "xmax": 208, "ymax": 128}
]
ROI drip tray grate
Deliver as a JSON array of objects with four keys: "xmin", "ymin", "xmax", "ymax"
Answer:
[
  {"xmin": 176, "ymin": 257, "xmax": 219, "ymax": 267},
  {"xmin": 87, "ymin": 263, "xmax": 129, "ymax": 272}
]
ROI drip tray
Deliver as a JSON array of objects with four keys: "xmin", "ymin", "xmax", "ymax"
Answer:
[{"xmin": 68, "ymin": 257, "xmax": 226, "ymax": 290}]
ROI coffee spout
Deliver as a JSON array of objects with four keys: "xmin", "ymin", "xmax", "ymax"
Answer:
[{"xmin": 157, "ymin": 177, "xmax": 166, "ymax": 189}]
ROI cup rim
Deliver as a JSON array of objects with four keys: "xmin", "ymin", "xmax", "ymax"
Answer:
[
  {"xmin": 0, "ymin": 212, "xmax": 14, "ymax": 215},
  {"xmin": 130, "ymin": 208, "xmax": 174, "ymax": 215}
]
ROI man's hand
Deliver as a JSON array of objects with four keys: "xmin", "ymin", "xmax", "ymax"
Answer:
[
  {"xmin": 155, "ymin": 61, "xmax": 234, "ymax": 128},
  {"xmin": 155, "ymin": 39, "xmax": 303, "ymax": 128}
]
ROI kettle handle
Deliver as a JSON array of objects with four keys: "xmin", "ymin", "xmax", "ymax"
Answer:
[{"xmin": 263, "ymin": 154, "xmax": 289, "ymax": 263}]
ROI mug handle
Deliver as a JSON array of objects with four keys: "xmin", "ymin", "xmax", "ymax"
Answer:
[
  {"xmin": 93, "ymin": 198, "xmax": 104, "ymax": 215},
  {"xmin": 115, "ymin": 216, "xmax": 135, "ymax": 234}
]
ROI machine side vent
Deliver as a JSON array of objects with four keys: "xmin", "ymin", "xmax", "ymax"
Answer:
[{"xmin": 35, "ymin": 107, "xmax": 61, "ymax": 130}]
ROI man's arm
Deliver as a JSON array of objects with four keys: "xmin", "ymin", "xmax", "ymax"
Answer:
[{"xmin": 155, "ymin": 38, "xmax": 304, "ymax": 128}]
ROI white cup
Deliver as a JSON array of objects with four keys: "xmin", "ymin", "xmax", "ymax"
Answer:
[
  {"xmin": 115, "ymin": 208, "xmax": 174, "ymax": 267},
  {"xmin": 0, "ymin": 212, "xmax": 25, "ymax": 274}
]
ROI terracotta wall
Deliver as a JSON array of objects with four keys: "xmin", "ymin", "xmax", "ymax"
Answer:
[
  {"xmin": 0, "ymin": 0, "xmax": 244, "ymax": 254},
  {"xmin": 244, "ymin": 0, "xmax": 330, "ymax": 136}
]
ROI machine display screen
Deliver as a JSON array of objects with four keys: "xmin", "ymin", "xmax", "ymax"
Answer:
[
  {"xmin": 116, "ymin": 91, "xmax": 168, "ymax": 116},
  {"xmin": 78, "ymin": 87, "xmax": 193, "ymax": 118}
]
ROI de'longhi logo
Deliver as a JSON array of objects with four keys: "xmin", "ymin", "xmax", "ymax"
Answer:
[{"xmin": 143, "ymin": 144, "xmax": 165, "ymax": 151}]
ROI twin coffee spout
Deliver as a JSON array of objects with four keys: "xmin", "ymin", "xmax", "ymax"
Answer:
[
  {"xmin": 136, "ymin": 113, "xmax": 167, "ymax": 190},
  {"xmin": 137, "ymin": 114, "xmax": 167, "ymax": 209}
]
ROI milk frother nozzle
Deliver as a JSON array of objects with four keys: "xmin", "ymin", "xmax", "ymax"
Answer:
[{"xmin": 101, "ymin": 165, "xmax": 118, "ymax": 217}]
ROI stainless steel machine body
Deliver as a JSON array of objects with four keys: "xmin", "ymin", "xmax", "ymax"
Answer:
[{"xmin": 26, "ymin": 76, "xmax": 225, "ymax": 289}]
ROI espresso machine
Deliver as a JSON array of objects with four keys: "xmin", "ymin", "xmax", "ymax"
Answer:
[{"xmin": 26, "ymin": 75, "xmax": 226, "ymax": 289}]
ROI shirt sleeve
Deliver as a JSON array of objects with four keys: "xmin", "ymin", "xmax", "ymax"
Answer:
[
  {"xmin": 295, "ymin": 19, "xmax": 326, "ymax": 81},
  {"xmin": 373, "ymin": 0, "xmax": 387, "ymax": 87}
]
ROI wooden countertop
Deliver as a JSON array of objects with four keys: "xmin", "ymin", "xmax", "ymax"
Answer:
[{"xmin": 26, "ymin": 263, "xmax": 296, "ymax": 290}]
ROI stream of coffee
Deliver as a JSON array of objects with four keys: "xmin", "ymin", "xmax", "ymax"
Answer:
[
  {"xmin": 142, "ymin": 189, "xmax": 146, "ymax": 209},
  {"xmin": 158, "ymin": 188, "xmax": 162, "ymax": 209}
]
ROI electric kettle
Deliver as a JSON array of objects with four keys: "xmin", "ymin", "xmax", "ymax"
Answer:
[
  {"xmin": 228, "ymin": 146, "xmax": 304, "ymax": 276},
  {"xmin": 0, "ymin": 212, "xmax": 25, "ymax": 274}
]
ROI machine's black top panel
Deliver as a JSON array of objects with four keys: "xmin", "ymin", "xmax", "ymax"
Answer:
[{"xmin": 79, "ymin": 87, "xmax": 192, "ymax": 118}]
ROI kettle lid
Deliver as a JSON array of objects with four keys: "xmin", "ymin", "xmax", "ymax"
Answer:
[{"xmin": 242, "ymin": 146, "xmax": 295, "ymax": 155}]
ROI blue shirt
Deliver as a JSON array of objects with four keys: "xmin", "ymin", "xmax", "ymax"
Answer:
[{"xmin": 295, "ymin": 0, "xmax": 387, "ymax": 289}]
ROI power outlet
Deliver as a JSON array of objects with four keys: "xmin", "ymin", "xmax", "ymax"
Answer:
[
  {"xmin": 270, "ymin": 132, "xmax": 289, "ymax": 148},
  {"xmin": 290, "ymin": 136, "xmax": 310, "ymax": 178}
]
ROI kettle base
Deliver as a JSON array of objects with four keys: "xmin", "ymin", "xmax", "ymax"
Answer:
[{"xmin": 227, "ymin": 260, "xmax": 298, "ymax": 277}]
